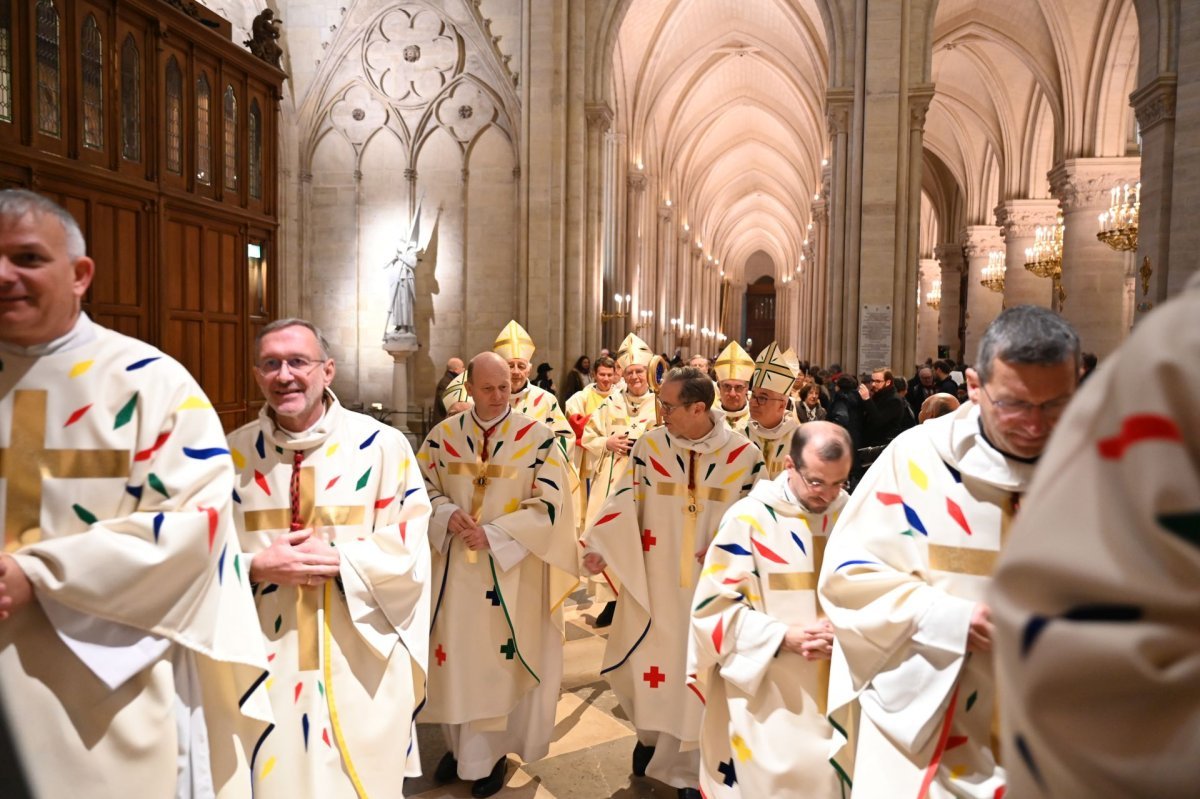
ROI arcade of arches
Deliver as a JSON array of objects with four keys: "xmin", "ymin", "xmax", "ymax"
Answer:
[{"xmin": 202, "ymin": 0, "xmax": 1191, "ymax": 412}]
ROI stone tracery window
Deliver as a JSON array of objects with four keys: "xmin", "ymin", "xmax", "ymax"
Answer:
[
  {"xmin": 81, "ymin": 14, "xmax": 103, "ymax": 149},
  {"xmin": 35, "ymin": 0, "xmax": 61, "ymax": 137},
  {"xmin": 165, "ymin": 57, "xmax": 182, "ymax": 174},
  {"xmin": 121, "ymin": 35, "xmax": 141, "ymax": 160},
  {"xmin": 223, "ymin": 85, "xmax": 237, "ymax": 190},
  {"xmin": 196, "ymin": 74, "xmax": 211, "ymax": 184},
  {"xmin": 249, "ymin": 100, "xmax": 262, "ymax": 199},
  {"xmin": 0, "ymin": 0, "xmax": 12, "ymax": 122}
]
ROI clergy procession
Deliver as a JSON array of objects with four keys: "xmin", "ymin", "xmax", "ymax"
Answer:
[{"xmin": 1, "ymin": 187, "xmax": 1196, "ymax": 799}]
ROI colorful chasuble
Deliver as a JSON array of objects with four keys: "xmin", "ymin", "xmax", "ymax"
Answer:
[
  {"xmin": 565, "ymin": 383, "xmax": 612, "ymax": 480},
  {"xmin": 990, "ymin": 273, "xmax": 1200, "ymax": 799},
  {"xmin": 583, "ymin": 417, "xmax": 763, "ymax": 785},
  {"xmin": 417, "ymin": 410, "xmax": 578, "ymax": 761},
  {"xmin": 510, "ymin": 381, "xmax": 575, "ymax": 462},
  {"xmin": 746, "ymin": 413, "xmax": 801, "ymax": 480},
  {"xmin": 228, "ymin": 395, "xmax": 432, "ymax": 799},
  {"xmin": 0, "ymin": 320, "xmax": 272, "ymax": 799},
  {"xmin": 818, "ymin": 402, "xmax": 1033, "ymax": 799},
  {"xmin": 689, "ymin": 473, "xmax": 848, "ymax": 798}
]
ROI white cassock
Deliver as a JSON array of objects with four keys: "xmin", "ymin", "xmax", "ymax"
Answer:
[{"xmin": 991, "ymin": 272, "xmax": 1200, "ymax": 799}]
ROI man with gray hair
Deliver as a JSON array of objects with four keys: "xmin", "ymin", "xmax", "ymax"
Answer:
[
  {"xmin": 583, "ymin": 366, "xmax": 763, "ymax": 799},
  {"xmin": 818, "ymin": 305, "xmax": 1080, "ymax": 798},
  {"xmin": 0, "ymin": 189, "xmax": 271, "ymax": 796},
  {"xmin": 228, "ymin": 317, "xmax": 433, "ymax": 797}
]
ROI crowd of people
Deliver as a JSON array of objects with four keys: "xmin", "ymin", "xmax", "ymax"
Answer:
[{"xmin": 1, "ymin": 189, "xmax": 1194, "ymax": 799}]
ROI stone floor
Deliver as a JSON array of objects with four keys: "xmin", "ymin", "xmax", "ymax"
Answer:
[{"xmin": 405, "ymin": 591, "xmax": 679, "ymax": 798}]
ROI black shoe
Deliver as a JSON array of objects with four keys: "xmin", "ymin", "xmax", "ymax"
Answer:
[
  {"xmin": 632, "ymin": 740, "xmax": 654, "ymax": 777},
  {"xmin": 595, "ymin": 600, "xmax": 616, "ymax": 628},
  {"xmin": 433, "ymin": 751, "xmax": 458, "ymax": 784},
  {"xmin": 677, "ymin": 789, "xmax": 701, "ymax": 799},
  {"xmin": 471, "ymin": 757, "xmax": 508, "ymax": 798}
]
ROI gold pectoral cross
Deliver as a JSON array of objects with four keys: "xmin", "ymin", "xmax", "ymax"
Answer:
[
  {"xmin": 445, "ymin": 460, "xmax": 519, "ymax": 564},
  {"xmin": 654, "ymin": 456, "xmax": 733, "ymax": 588},
  {"xmin": 242, "ymin": 464, "xmax": 364, "ymax": 671},
  {"xmin": 1, "ymin": 390, "xmax": 130, "ymax": 552}
]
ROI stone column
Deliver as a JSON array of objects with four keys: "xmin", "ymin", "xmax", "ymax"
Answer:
[
  {"xmin": 584, "ymin": 103, "xmax": 613, "ymax": 355},
  {"xmin": 960, "ymin": 225, "xmax": 1005, "ymax": 360},
  {"xmin": 383, "ymin": 335, "xmax": 419, "ymax": 421},
  {"xmin": 626, "ymin": 170, "xmax": 646, "ymax": 318},
  {"xmin": 823, "ymin": 92, "xmax": 853, "ymax": 365},
  {"xmin": 994, "ymin": 200, "xmax": 1059, "ymax": 309},
  {"xmin": 915, "ymin": 258, "xmax": 940, "ymax": 361},
  {"xmin": 1048, "ymin": 157, "xmax": 1140, "ymax": 357},
  {"xmin": 1130, "ymin": 75, "xmax": 1176, "ymax": 316},
  {"xmin": 934, "ymin": 242, "xmax": 965, "ymax": 362}
]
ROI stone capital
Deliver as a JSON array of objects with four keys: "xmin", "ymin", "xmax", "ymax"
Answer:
[
  {"xmin": 959, "ymin": 225, "xmax": 1004, "ymax": 258},
  {"xmin": 934, "ymin": 242, "xmax": 964, "ymax": 271},
  {"xmin": 658, "ymin": 205, "xmax": 673, "ymax": 222},
  {"xmin": 404, "ymin": 167, "xmax": 418, "ymax": 183},
  {"xmin": 1130, "ymin": 73, "xmax": 1177, "ymax": 134},
  {"xmin": 1048, "ymin": 157, "xmax": 1141, "ymax": 212},
  {"xmin": 627, "ymin": 172, "xmax": 647, "ymax": 192},
  {"xmin": 585, "ymin": 102, "xmax": 614, "ymax": 132},
  {"xmin": 908, "ymin": 84, "xmax": 935, "ymax": 131},
  {"xmin": 994, "ymin": 199, "xmax": 1060, "ymax": 238},
  {"xmin": 825, "ymin": 88, "xmax": 854, "ymax": 138}
]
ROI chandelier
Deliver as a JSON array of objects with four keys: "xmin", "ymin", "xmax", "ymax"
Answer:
[
  {"xmin": 1024, "ymin": 213, "xmax": 1063, "ymax": 279},
  {"xmin": 1097, "ymin": 181, "xmax": 1139, "ymax": 252},
  {"xmin": 981, "ymin": 251, "xmax": 1006, "ymax": 293},
  {"xmin": 925, "ymin": 278, "xmax": 941, "ymax": 310}
]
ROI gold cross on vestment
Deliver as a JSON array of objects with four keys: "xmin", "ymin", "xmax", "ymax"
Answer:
[
  {"xmin": 926, "ymin": 493, "xmax": 1016, "ymax": 577},
  {"xmin": 654, "ymin": 479, "xmax": 733, "ymax": 587},
  {"xmin": 242, "ymin": 465, "xmax": 365, "ymax": 671},
  {"xmin": 0, "ymin": 390, "xmax": 130, "ymax": 553},
  {"xmin": 445, "ymin": 460, "xmax": 520, "ymax": 564}
]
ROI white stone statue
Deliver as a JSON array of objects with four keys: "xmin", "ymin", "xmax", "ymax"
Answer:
[{"xmin": 385, "ymin": 197, "xmax": 422, "ymax": 340}]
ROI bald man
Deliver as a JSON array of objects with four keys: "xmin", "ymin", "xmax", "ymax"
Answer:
[
  {"xmin": 433, "ymin": 356, "xmax": 466, "ymax": 422},
  {"xmin": 417, "ymin": 352, "xmax": 579, "ymax": 797}
]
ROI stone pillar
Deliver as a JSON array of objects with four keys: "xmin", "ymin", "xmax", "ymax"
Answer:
[
  {"xmin": 383, "ymin": 335, "xmax": 419, "ymax": 421},
  {"xmin": 823, "ymin": 92, "xmax": 853, "ymax": 365},
  {"xmin": 934, "ymin": 242, "xmax": 964, "ymax": 362},
  {"xmin": 916, "ymin": 258, "xmax": 940, "ymax": 361},
  {"xmin": 995, "ymin": 200, "xmax": 1059, "ymax": 309},
  {"xmin": 584, "ymin": 103, "xmax": 613, "ymax": 355},
  {"xmin": 1048, "ymin": 157, "xmax": 1140, "ymax": 357},
  {"xmin": 1130, "ymin": 75, "xmax": 1176, "ymax": 316},
  {"xmin": 626, "ymin": 170, "xmax": 646, "ymax": 318},
  {"xmin": 960, "ymin": 225, "xmax": 1005, "ymax": 361}
]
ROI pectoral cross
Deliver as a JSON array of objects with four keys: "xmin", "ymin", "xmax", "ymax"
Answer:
[
  {"xmin": 654, "ymin": 450, "xmax": 733, "ymax": 587},
  {"xmin": 445, "ymin": 460, "xmax": 519, "ymax": 564},
  {"xmin": 1, "ymin": 390, "xmax": 130, "ymax": 553},
  {"xmin": 242, "ymin": 463, "xmax": 365, "ymax": 671}
]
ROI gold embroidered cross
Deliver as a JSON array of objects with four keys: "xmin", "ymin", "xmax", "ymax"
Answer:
[
  {"xmin": 445, "ymin": 461, "xmax": 519, "ymax": 564},
  {"xmin": 1, "ymin": 390, "xmax": 129, "ymax": 553},
  {"xmin": 654, "ymin": 473, "xmax": 733, "ymax": 587},
  {"xmin": 241, "ymin": 465, "xmax": 364, "ymax": 671}
]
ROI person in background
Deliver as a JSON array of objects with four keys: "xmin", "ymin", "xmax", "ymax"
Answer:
[
  {"xmin": 560, "ymin": 355, "xmax": 593, "ymax": 402},
  {"xmin": 433, "ymin": 356, "xmax": 466, "ymax": 422},
  {"xmin": 534, "ymin": 361, "xmax": 554, "ymax": 393}
]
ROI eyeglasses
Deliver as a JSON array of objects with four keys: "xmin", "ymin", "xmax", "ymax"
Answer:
[
  {"xmin": 719, "ymin": 383, "xmax": 748, "ymax": 394},
  {"xmin": 796, "ymin": 468, "xmax": 850, "ymax": 492},
  {"xmin": 658, "ymin": 398, "xmax": 701, "ymax": 415},
  {"xmin": 255, "ymin": 357, "xmax": 327, "ymax": 377},
  {"xmin": 979, "ymin": 383, "xmax": 1072, "ymax": 420},
  {"xmin": 749, "ymin": 392, "xmax": 785, "ymax": 405}
]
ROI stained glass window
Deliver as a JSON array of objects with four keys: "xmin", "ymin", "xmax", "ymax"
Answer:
[
  {"xmin": 196, "ymin": 74, "xmax": 211, "ymax": 184},
  {"xmin": 121, "ymin": 35, "xmax": 140, "ymax": 160},
  {"xmin": 166, "ymin": 57, "xmax": 182, "ymax": 173},
  {"xmin": 223, "ymin": 85, "xmax": 237, "ymax": 190},
  {"xmin": 249, "ymin": 100, "xmax": 262, "ymax": 199},
  {"xmin": 35, "ymin": 0, "xmax": 61, "ymax": 137},
  {"xmin": 0, "ymin": 0, "xmax": 12, "ymax": 122},
  {"xmin": 81, "ymin": 15, "xmax": 103, "ymax": 149}
]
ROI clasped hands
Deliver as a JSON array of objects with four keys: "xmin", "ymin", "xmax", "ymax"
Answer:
[
  {"xmin": 448, "ymin": 508, "xmax": 490, "ymax": 551},
  {"xmin": 781, "ymin": 619, "xmax": 835, "ymax": 661},
  {"xmin": 249, "ymin": 528, "xmax": 341, "ymax": 587}
]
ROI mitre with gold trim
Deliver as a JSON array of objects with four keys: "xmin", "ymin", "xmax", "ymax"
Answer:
[
  {"xmin": 713, "ymin": 341, "xmax": 755, "ymax": 383},
  {"xmin": 493, "ymin": 320, "xmax": 536, "ymax": 362}
]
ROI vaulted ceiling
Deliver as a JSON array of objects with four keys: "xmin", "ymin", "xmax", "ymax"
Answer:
[{"xmin": 612, "ymin": 0, "xmax": 830, "ymax": 285}]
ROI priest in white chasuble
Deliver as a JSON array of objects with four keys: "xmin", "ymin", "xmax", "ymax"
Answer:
[
  {"xmin": 583, "ymin": 366, "xmax": 763, "ymax": 799},
  {"xmin": 713, "ymin": 341, "xmax": 755, "ymax": 435},
  {"xmin": 0, "ymin": 190, "xmax": 271, "ymax": 799},
  {"xmin": 418, "ymin": 352, "xmax": 579, "ymax": 798},
  {"xmin": 494, "ymin": 320, "xmax": 575, "ymax": 462},
  {"xmin": 818, "ymin": 306, "xmax": 1081, "ymax": 799},
  {"xmin": 441, "ymin": 370, "xmax": 472, "ymax": 418},
  {"xmin": 565, "ymin": 354, "xmax": 617, "ymax": 483},
  {"xmin": 228, "ymin": 318, "xmax": 432, "ymax": 799},
  {"xmin": 690, "ymin": 422, "xmax": 853, "ymax": 799},
  {"xmin": 991, "ymin": 275, "xmax": 1200, "ymax": 799},
  {"xmin": 746, "ymin": 343, "xmax": 801, "ymax": 480}
]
